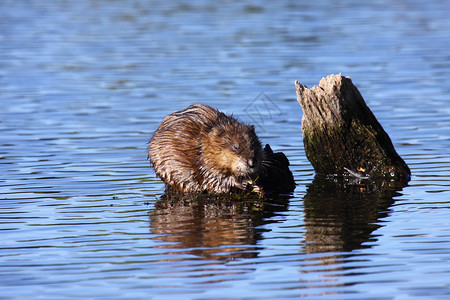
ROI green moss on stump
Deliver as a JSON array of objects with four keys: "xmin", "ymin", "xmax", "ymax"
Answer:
[{"xmin": 296, "ymin": 74, "xmax": 410, "ymax": 180}]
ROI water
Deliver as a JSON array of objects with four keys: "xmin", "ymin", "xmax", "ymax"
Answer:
[{"xmin": 1, "ymin": 0, "xmax": 449, "ymax": 299}]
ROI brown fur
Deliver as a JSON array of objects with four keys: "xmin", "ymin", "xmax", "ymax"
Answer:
[{"xmin": 148, "ymin": 104, "xmax": 263, "ymax": 193}]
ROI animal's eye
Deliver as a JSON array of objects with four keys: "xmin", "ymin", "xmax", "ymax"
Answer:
[{"xmin": 231, "ymin": 144, "xmax": 239, "ymax": 152}]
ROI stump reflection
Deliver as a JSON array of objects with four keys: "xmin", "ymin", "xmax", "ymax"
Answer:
[{"xmin": 303, "ymin": 175, "xmax": 408, "ymax": 254}]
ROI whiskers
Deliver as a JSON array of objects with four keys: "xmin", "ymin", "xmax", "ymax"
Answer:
[
  {"xmin": 260, "ymin": 159, "xmax": 286, "ymax": 175},
  {"xmin": 255, "ymin": 144, "xmax": 296, "ymax": 193}
]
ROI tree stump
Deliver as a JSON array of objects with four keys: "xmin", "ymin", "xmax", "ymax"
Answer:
[{"xmin": 295, "ymin": 74, "xmax": 411, "ymax": 180}]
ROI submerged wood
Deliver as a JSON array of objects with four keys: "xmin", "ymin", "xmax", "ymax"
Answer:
[{"xmin": 295, "ymin": 74, "xmax": 411, "ymax": 180}]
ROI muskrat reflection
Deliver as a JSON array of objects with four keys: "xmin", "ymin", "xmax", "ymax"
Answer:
[
  {"xmin": 149, "ymin": 193, "xmax": 289, "ymax": 260},
  {"xmin": 302, "ymin": 175, "xmax": 408, "ymax": 254}
]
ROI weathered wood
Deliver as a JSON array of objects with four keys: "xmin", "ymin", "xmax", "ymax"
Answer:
[
  {"xmin": 295, "ymin": 74, "xmax": 411, "ymax": 180},
  {"xmin": 256, "ymin": 144, "xmax": 296, "ymax": 193}
]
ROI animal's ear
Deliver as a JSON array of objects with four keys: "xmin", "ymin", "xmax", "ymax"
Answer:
[
  {"xmin": 208, "ymin": 126, "xmax": 219, "ymax": 136},
  {"xmin": 249, "ymin": 125, "xmax": 255, "ymax": 131}
]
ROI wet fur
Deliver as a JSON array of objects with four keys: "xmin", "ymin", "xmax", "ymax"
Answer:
[{"xmin": 148, "ymin": 104, "xmax": 263, "ymax": 193}]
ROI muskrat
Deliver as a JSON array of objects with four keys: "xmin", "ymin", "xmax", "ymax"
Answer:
[{"xmin": 148, "ymin": 104, "xmax": 263, "ymax": 194}]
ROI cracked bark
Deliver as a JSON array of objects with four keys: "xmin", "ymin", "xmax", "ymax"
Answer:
[{"xmin": 295, "ymin": 74, "xmax": 410, "ymax": 180}]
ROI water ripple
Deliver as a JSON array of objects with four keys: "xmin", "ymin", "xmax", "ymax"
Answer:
[{"xmin": 1, "ymin": 0, "xmax": 450, "ymax": 299}]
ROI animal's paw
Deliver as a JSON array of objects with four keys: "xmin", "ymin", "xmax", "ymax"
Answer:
[{"xmin": 242, "ymin": 180, "xmax": 264, "ymax": 197}]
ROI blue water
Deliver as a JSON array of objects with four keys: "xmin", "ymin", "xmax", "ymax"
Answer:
[{"xmin": 1, "ymin": 0, "xmax": 450, "ymax": 299}]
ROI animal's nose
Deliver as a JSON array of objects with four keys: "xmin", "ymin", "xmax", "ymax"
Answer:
[{"xmin": 248, "ymin": 159, "xmax": 254, "ymax": 168}]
